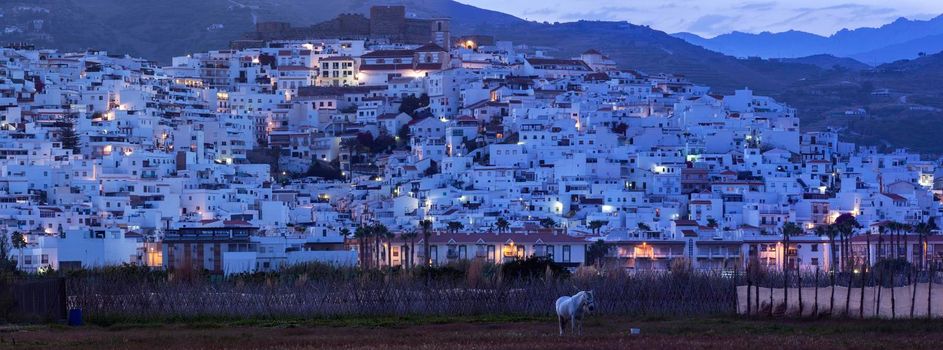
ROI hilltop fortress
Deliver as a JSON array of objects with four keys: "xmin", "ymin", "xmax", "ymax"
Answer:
[{"xmin": 238, "ymin": 5, "xmax": 451, "ymax": 48}]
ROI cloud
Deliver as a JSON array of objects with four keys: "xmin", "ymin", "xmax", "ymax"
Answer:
[
  {"xmin": 734, "ymin": 2, "xmax": 777, "ymax": 12},
  {"xmin": 557, "ymin": 6, "xmax": 642, "ymax": 21},
  {"xmin": 686, "ymin": 14, "xmax": 739, "ymax": 35},
  {"xmin": 521, "ymin": 8, "xmax": 557, "ymax": 17}
]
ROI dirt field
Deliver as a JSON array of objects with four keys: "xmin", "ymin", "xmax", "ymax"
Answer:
[{"xmin": 4, "ymin": 317, "xmax": 943, "ymax": 349}]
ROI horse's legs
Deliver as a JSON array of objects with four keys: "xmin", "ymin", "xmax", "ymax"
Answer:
[
  {"xmin": 558, "ymin": 316, "xmax": 565, "ymax": 336},
  {"xmin": 577, "ymin": 318, "xmax": 583, "ymax": 336},
  {"xmin": 571, "ymin": 316, "xmax": 576, "ymax": 334}
]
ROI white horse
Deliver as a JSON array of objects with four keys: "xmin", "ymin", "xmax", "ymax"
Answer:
[{"xmin": 555, "ymin": 290, "xmax": 596, "ymax": 336}]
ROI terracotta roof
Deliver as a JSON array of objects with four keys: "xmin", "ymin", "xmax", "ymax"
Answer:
[
  {"xmin": 881, "ymin": 192, "xmax": 907, "ymax": 202},
  {"xmin": 420, "ymin": 230, "xmax": 589, "ymax": 244},
  {"xmin": 362, "ymin": 49, "xmax": 414, "ymax": 58},
  {"xmin": 415, "ymin": 43, "xmax": 447, "ymax": 52}
]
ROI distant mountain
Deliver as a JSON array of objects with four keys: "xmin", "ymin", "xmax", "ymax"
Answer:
[
  {"xmin": 674, "ymin": 15, "xmax": 943, "ymax": 64},
  {"xmin": 673, "ymin": 30, "xmax": 831, "ymax": 59},
  {"xmin": 850, "ymin": 34, "xmax": 943, "ymax": 64}
]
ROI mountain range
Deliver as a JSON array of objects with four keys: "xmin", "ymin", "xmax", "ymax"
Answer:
[{"xmin": 674, "ymin": 15, "xmax": 943, "ymax": 65}]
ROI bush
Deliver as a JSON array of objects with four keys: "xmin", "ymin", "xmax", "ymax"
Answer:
[{"xmin": 500, "ymin": 256, "xmax": 569, "ymax": 281}]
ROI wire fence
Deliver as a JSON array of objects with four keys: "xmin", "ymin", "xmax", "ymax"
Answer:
[{"xmin": 740, "ymin": 263, "xmax": 943, "ymax": 319}]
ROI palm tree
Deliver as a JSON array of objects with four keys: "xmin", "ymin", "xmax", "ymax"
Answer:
[
  {"xmin": 816, "ymin": 224, "xmax": 838, "ymax": 315},
  {"xmin": 539, "ymin": 217, "xmax": 556, "ymax": 229},
  {"xmin": 420, "ymin": 219, "xmax": 433, "ymax": 266},
  {"xmin": 588, "ymin": 220, "xmax": 606, "ymax": 235},
  {"xmin": 401, "ymin": 230, "xmax": 419, "ymax": 268},
  {"xmin": 876, "ymin": 224, "xmax": 886, "ymax": 313},
  {"xmin": 781, "ymin": 222, "xmax": 803, "ymax": 313},
  {"xmin": 11, "ymin": 231, "xmax": 26, "ymax": 268},
  {"xmin": 372, "ymin": 224, "xmax": 389, "ymax": 269},
  {"xmin": 339, "ymin": 228, "xmax": 351, "ymax": 249},
  {"xmin": 707, "ymin": 218, "xmax": 719, "ymax": 228},
  {"xmin": 834, "ymin": 213, "xmax": 860, "ymax": 316},
  {"xmin": 912, "ymin": 221, "xmax": 933, "ymax": 318},
  {"xmin": 495, "ymin": 218, "xmax": 510, "ymax": 233},
  {"xmin": 447, "ymin": 221, "xmax": 464, "ymax": 234},
  {"xmin": 354, "ymin": 225, "xmax": 371, "ymax": 268},
  {"xmin": 382, "ymin": 227, "xmax": 395, "ymax": 269}
]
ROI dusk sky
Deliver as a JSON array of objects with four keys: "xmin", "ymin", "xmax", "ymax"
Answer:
[{"xmin": 459, "ymin": 0, "xmax": 943, "ymax": 37}]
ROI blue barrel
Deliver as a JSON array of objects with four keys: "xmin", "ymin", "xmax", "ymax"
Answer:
[{"xmin": 68, "ymin": 309, "xmax": 83, "ymax": 326}]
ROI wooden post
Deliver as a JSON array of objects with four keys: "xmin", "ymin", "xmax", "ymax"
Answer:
[
  {"xmin": 813, "ymin": 268, "xmax": 819, "ymax": 317},
  {"xmin": 859, "ymin": 263, "xmax": 866, "ymax": 319},
  {"xmin": 929, "ymin": 264, "xmax": 934, "ymax": 319},
  {"xmin": 747, "ymin": 264, "xmax": 752, "ymax": 316},
  {"xmin": 797, "ymin": 267, "xmax": 803, "ymax": 317}
]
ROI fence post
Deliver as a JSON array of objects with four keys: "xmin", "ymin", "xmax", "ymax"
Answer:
[
  {"xmin": 929, "ymin": 265, "xmax": 935, "ymax": 319},
  {"xmin": 829, "ymin": 268, "xmax": 835, "ymax": 317},
  {"xmin": 859, "ymin": 263, "xmax": 865, "ymax": 319},
  {"xmin": 911, "ymin": 263, "xmax": 917, "ymax": 319},
  {"xmin": 797, "ymin": 267, "xmax": 803, "ymax": 318},
  {"xmin": 813, "ymin": 268, "xmax": 819, "ymax": 317},
  {"xmin": 747, "ymin": 264, "xmax": 752, "ymax": 316},
  {"xmin": 768, "ymin": 273, "xmax": 774, "ymax": 318}
]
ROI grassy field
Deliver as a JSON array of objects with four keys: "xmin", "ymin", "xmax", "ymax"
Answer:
[{"xmin": 4, "ymin": 316, "xmax": 943, "ymax": 349}]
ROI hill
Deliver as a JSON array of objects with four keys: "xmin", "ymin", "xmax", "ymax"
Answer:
[
  {"xmin": 776, "ymin": 55, "xmax": 871, "ymax": 71},
  {"xmin": 0, "ymin": 0, "xmax": 524, "ymax": 61}
]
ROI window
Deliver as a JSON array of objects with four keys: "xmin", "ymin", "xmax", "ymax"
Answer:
[
  {"xmin": 562, "ymin": 245, "xmax": 571, "ymax": 262},
  {"xmin": 810, "ymin": 244, "xmax": 819, "ymax": 252}
]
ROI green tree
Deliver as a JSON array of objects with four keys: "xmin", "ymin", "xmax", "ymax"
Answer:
[
  {"xmin": 0, "ymin": 232, "xmax": 16, "ymax": 273},
  {"xmin": 447, "ymin": 221, "xmax": 464, "ymax": 234},
  {"xmin": 586, "ymin": 239, "xmax": 611, "ymax": 266},
  {"xmin": 11, "ymin": 232, "xmax": 26, "ymax": 268},
  {"xmin": 57, "ymin": 121, "xmax": 80, "ymax": 153},
  {"xmin": 496, "ymin": 218, "xmax": 510, "ymax": 233},
  {"xmin": 588, "ymin": 220, "xmax": 607, "ymax": 235},
  {"xmin": 706, "ymin": 218, "xmax": 719, "ymax": 228},
  {"xmin": 539, "ymin": 217, "xmax": 556, "ymax": 229}
]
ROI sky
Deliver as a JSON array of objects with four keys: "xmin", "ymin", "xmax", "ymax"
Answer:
[{"xmin": 459, "ymin": 0, "xmax": 943, "ymax": 37}]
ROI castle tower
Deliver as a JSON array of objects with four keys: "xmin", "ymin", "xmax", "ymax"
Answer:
[{"xmin": 430, "ymin": 18, "xmax": 451, "ymax": 48}]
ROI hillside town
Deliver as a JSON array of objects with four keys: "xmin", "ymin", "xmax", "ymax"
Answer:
[{"xmin": 2, "ymin": 6, "xmax": 942, "ymax": 276}]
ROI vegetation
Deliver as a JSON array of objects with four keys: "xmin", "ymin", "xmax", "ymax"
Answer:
[
  {"xmin": 58, "ymin": 262, "xmax": 735, "ymax": 323},
  {"xmin": 15, "ymin": 317, "xmax": 943, "ymax": 349},
  {"xmin": 585, "ymin": 240, "xmax": 611, "ymax": 267}
]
